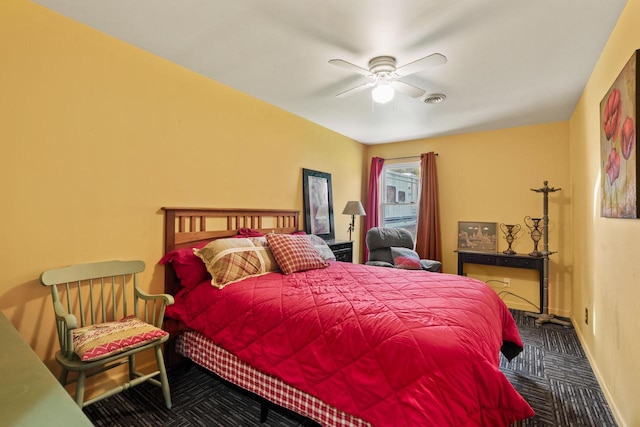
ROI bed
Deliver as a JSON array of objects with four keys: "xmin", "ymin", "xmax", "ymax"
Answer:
[{"xmin": 161, "ymin": 207, "xmax": 534, "ymax": 426}]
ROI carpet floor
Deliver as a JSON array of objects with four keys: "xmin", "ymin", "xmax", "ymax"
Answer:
[{"xmin": 83, "ymin": 310, "xmax": 617, "ymax": 426}]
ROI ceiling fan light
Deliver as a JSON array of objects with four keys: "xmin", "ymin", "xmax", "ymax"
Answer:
[{"xmin": 372, "ymin": 84, "xmax": 394, "ymax": 104}]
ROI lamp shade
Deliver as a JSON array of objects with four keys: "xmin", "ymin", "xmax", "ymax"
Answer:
[{"xmin": 342, "ymin": 201, "xmax": 366, "ymax": 216}]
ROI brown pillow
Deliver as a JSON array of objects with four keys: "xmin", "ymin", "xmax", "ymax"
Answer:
[{"xmin": 266, "ymin": 234, "xmax": 329, "ymax": 274}]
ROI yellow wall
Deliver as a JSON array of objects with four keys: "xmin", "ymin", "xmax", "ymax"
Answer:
[
  {"xmin": 367, "ymin": 122, "xmax": 572, "ymax": 315},
  {"xmin": 0, "ymin": 0, "xmax": 364, "ymax": 382},
  {"xmin": 3, "ymin": 0, "xmax": 639, "ymax": 424},
  {"xmin": 569, "ymin": 0, "xmax": 640, "ymax": 425}
]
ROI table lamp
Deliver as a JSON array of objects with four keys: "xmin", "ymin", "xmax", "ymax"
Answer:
[{"xmin": 342, "ymin": 201, "xmax": 366, "ymax": 241}]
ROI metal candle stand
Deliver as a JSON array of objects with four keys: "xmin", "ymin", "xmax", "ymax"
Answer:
[
  {"xmin": 524, "ymin": 181, "xmax": 571, "ymax": 327},
  {"xmin": 524, "ymin": 216, "xmax": 543, "ymax": 256},
  {"xmin": 499, "ymin": 223, "xmax": 521, "ymax": 255}
]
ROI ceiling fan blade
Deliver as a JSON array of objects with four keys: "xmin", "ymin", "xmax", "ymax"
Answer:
[
  {"xmin": 336, "ymin": 81, "xmax": 375, "ymax": 98},
  {"xmin": 396, "ymin": 53, "xmax": 447, "ymax": 76},
  {"xmin": 329, "ymin": 59, "xmax": 372, "ymax": 76},
  {"xmin": 391, "ymin": 80, "xmax": 426, "ymax": 98}
]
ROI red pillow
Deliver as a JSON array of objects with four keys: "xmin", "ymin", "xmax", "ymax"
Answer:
[
  {"xmin": 266, "ymin": 234, "xmax": 328, "ymax": 274},
  {"xmin": 159, "ymin": 242, "xmax": 210, "ymax": 289},
  {"xmin": 235, "ymin": 228, "xmax": 265, "ymax": 237},
  {"xmin": 390, "ymin": 247, "xmax": 423, "ymax": 270}
]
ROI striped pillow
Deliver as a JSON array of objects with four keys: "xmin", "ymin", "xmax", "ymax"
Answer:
[{"xmin": 266, "ymin": 234, "xmax": 329, "ymax": 274}]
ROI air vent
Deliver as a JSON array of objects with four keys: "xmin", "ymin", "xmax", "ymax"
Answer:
[{"xmin": 422, "ymin": 93, "xmax": 446, "ymax": 104}]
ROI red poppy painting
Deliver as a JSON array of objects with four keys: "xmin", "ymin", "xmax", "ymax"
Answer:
[{"xmin": 600, "ymin": 50, "xmax": 638, "ymax": 218}]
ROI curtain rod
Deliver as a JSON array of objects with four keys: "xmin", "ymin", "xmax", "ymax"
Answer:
[{"xmin": 384, "ymin": 153, "xmax": 438, "ymax": 161}]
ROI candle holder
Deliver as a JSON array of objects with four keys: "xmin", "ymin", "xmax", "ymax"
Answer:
[
  {"xmin": 499, "ymin": 223, "xmax": 521, "ymax": 255},
  {"xmin": 524, "ymin": 216, "xmax": 543, "ymax": 257}
]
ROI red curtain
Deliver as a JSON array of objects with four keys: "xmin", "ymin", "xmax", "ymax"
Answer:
[
  {"xmin": 364, "ymin": 157, "xmax": 384, "ymax": 262},
  {"xmin": 415, "ymin": 152, "xmax": 442, "ymax": 265}
]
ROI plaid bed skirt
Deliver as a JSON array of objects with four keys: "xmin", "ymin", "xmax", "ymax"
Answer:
[{"xmin": 176, "ymin": 330, "xmax": 370, "ymax": 427}]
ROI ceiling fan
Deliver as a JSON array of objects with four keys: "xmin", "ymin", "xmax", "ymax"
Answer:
[{"xmin": 328, "ymin": 53, "xmax": 447, "ymax": 104}]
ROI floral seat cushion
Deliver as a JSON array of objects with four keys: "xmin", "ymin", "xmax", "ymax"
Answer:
[{"xmin": 72, "ymin": 316, "xmax": 168, "ymax": 361}]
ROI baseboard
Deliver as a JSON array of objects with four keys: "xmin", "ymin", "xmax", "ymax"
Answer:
[
  {"xmin": 548, "ymin": 307, "xmax": 570, "ymax": 318},
  {"xmin": 570, "ymin": 318, "xmax": 626, "ymax": 427}
]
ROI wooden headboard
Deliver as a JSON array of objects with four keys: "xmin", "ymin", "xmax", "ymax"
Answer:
[{"xmin": 162, "ymin": 207, "xmax": 299, "ymax": 295}]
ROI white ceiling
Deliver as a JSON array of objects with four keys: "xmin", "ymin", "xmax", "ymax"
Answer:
[{"xmin": 33, "ymin": 0, "xmax": 628, "ymax": 145}]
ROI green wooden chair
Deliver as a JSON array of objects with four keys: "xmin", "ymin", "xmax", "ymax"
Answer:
[{"xmin": 40, "ymin": 260, "xmax": 174, "ymax": 408}]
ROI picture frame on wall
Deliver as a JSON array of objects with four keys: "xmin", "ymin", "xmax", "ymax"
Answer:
[
  {"xmin": 302, "ymin": 168, "xmax": 335, "ymax": 240},
  {"xmin": 457, "ymin": 221, "xmax": 497, "ymax": 253},
  {"xmin": 600, "ymin": 49, "xmax": 639, "ymax": 218}
]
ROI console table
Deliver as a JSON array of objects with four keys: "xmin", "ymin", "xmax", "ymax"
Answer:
[{"xmin": 456, "ymin": 251, "xmax": 543, "ymax": 313}]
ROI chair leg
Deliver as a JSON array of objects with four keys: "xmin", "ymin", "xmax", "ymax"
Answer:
[
  {"xmin": 155, "ymin": 345, "xmax": 172, "ymax": 409},
  {"xmin": 128, "ymin": 354, "xmax": 136, "ymax": 380},
  {"xmin": 75, "ymin": 370, "xmax": 86, "ymax": 407},
  {"xmin": 58, "ymin": 367, "xmax": 69, "ymax": 386}
]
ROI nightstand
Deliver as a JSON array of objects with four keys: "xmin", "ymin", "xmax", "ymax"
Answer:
[{"xmin": 326, "ymin": 240, "xmax": 353, "ymax": 263}]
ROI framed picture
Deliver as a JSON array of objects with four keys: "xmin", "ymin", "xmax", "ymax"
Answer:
[
  {"xmin": 386, "ymin": 185, "xmax": 396, "ymax": 203},
  {"xmin": 302, "ymin": 168, "xmax": 335, "ymax": 240},
  {"xmin": 600, "ymin": 49, "xmax": 638, "ymax": 218},
  {"xmin": 457, "ymin": 222, "xmax": 497, "ymax": 252}
]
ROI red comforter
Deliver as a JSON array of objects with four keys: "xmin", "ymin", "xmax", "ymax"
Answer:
[{"xmin": 167, "ymin": 262, "xmax": 534, "ymax": 426}]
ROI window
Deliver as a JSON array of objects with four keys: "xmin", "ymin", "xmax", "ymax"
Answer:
[{"xmin": 380, "ymin": 162, "xmax": 420, "ymax": 239}]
